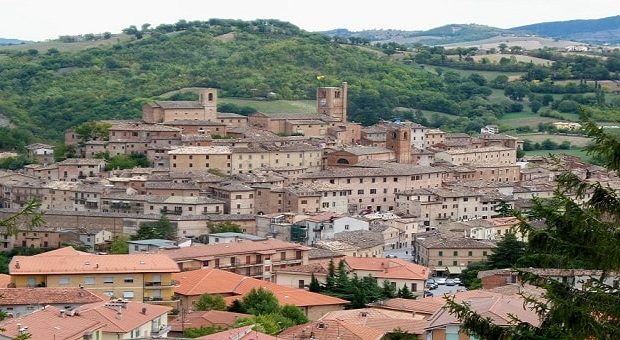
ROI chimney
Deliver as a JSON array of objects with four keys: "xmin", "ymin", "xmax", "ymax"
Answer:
[
  {"xmin": 59, "ymin": 310, "xmax": 66, "ymax": 318},
  {"xmin": 141, "ymin": 307, "xmax": 147, "ymax": 315},
  {"xmin": 15, "ymin": 261, "xmax": 19, "ymax": 269}
]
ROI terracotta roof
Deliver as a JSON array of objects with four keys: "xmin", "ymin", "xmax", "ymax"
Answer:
[
  {"xmin": 426, "ymin": 294, "xmax": 541, "ymax": 329},
  {"xmin": 197, "ymin": 325, "xmax": 276, "ymax": 339},
  {"xmin": 333, "ymin": 231, "xmax": 385, "ymax": 248},
  {"xmin": 0, "ymin": 273, "xmax": 11, "ymax": 288},
  {"xmin": 161, "ymin": 239, "xmax": 311, "ymax": 261},
  {"xmin": 279, "ymin": 319, "xmax": 384, "ymax": 340},
  {"xmin": 77, "ymin": 300, "xmax": 171, "ymax": 334},
  {"xmin": 152, "ymin": 100, "xmax": 204, "ymax": 109},
  {"xmin": 0, "ymin": 305, "xmax": 104, "ymax": 340},
  {"xmin": 173, "ymin": 268, "xmax": 348, "ymax": 308},
  {"xmin": 57, "ymin": 158, "xmax": 106, "ymax": 166},
  {"xmin": 320, "ymin": 308, "xmax": 428, "ymax": 335},
  {"xmin": 169, "ymin": 310, "xmax": 250, "ymax": 331},
  {"xmin": 308, "ymin": 248, "xmax": 345, "ymax": 260},
  {"xmin": 10, "ymin": 247, "xmax": 180, "ymax": 275},
  {"xmin": 0, "ymin": 288, "xmax": 103, "ymax": 305},
  {"xmin": 343, "ymin": 257, "xmax": 429, "ymax": 281},
  {"xmin": 370, "ymin": 297, "xmax": 445, "ymax": 315}
]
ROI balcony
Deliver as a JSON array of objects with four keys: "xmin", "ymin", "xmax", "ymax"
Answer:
[
  {"xmin": 144, "ymin": 281, "xmax": 178, "ymax": 288},
  {"xmin": 143, "ymin": 296, "xmax": 179, "ymax": 303},
  {"xmin": 160, "ymin": 209, "xmax": 182, "ymax": 215}
]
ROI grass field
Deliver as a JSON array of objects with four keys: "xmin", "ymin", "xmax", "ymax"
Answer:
[
  {"xmin": 524, "ymin": 148, "xmax": 591, "ymax": 161},
  {"xmin": 446, "ymin": 54, "xmax": 553, "ymax": 66},
  {"xmin": 423, "ymin": 64, "xmax": 523, "ymax": 81},
  {"xmin": 219, "ymin": 98, "xmax": 316, "ymax": 113},
  {"xmin": 517, "ymin": 133, "xmax": 592, "ymax": 147},
  {"xmin": 0, "ymin": 34, "xmax": 133, "ymax": 52},
  {"xmin": 498, "ymin": 112, "xmax": 560, "ymax": 127}
]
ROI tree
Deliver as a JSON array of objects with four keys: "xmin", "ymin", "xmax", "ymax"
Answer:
[
  {"xmin": 324, "ymin": 258, "xmax": 336, "ymax": 291},
  {"xmin": 194, "ymin": 293, "xmax": 227, "ymax": 311},
  {"xmin": 397, "ymin": 284, "xmax": 414, "ymax": 299},
  {"xmin": 504, "ymin": 82, "xmax": 529, "ymax": 101},
  {"xmin": 241, "ymin": 288, "xmax": 280, "ymax": 315},
  {"xmin": 381, "ymin": 280, "xmax": 397, "ymax": 299},
  {"xmin": 335, "ymin": 260, "xmax": 349, "ymax": 292},
  {"xmin": 110, "ymin": 235, "xmax": 129, "ymax": 254},
  {"xmin": 206, "ymin": 221, "xmax": 242, "ymax": 234},
  {"xmin": 73, "ymin": 121, "xmax": 111, "ymax": 143},
  {"xmin": 448, "ymin": 113, "xmax": 620, "ymax": 339},
  {"xmin": 279, "ymin": 304, "xmax": 308, "ymax": 325},
  {"xmin": 494, "ymin": 200, "xmax": 512, "ymax": 217},
  {"xmin": 183, "ymin": 325, "xmax": 224, "ymax": 338},
  {"xmin": 227, "ymin": 299, "xmax": 244, "ymax": 313},
  {"xmin": 308, "ymin": 273, "xmax": 321, "ymax": 292},
  {"xmin": 498, "ymin": 43, "xmax": 508, "ymax": 54},
  {"xmin": 460, "ymin": 262, "xmax": 487, "ymax": 289},
  {"xmin": 132, "ymin": 216, "xmax": 176, "ymax": 240},
  {"xmin": 516, "ymin": 147, "xmax": 525, "ymax": 159},
  {"xmin": 529, "ymin": 100, "xmax": 542, "ymax": 113},
  {"xmin": 486, "ymin": 232, "xmax": 526, "ymax": 269}
]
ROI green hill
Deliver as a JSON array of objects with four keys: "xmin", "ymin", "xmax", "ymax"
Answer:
[{"xmin": 513, "ymin": 15, "xmax": 620, "ymax": 44}]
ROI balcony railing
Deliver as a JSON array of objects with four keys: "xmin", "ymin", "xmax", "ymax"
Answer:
[
  {"xmin": 144, "ymin": 280, "xmax": 178, "ymax": 288},
  {"xmin": 151, "ymin": 325, "xmax": 171, "ymax": 337},
  {"xmin": 143, "ymin": 296, "xmax": 179, "ymax": 303}
]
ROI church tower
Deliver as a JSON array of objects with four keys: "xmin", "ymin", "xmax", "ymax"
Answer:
[
  {"xmin": 199, "ymin": 88, "xmax": 218, "ymax": 120},
  {"xmin": 317, "ymin": 82, "xmax": 347, "ymax": 123},
  {"xmin": 386, "ymin": 124, "xmax": 412, "ymax": 164}
]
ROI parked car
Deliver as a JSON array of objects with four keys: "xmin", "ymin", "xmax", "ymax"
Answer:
[
  {"xmin": 424, "ymin": 290, "xmax": 434, "ymax": 297},
  {"xmin": 453, "ymin": 278, "xmax": 462, "ymax": 286},
  {"xmin": 426, "ymin": 279, "xmax": 438, "ymax": 290},
  {"xmin": 435, "ymin": 277, "xmax": 447, "ymax": 285},
  {"xmin": 446, "ymin": 279, "xmax": 456, "ymax": 286}
]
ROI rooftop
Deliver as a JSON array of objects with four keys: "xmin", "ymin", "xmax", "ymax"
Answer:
[
  {"xmin": 0, "ymin": 305, "xmax": 104, "ymax": 340},
  {"xmin": 333, "ymin": 230, "xmax": 385, "ymax": 248},
  {"xmin": 168, "ymin": 146, "xmax": 232, "ymax": 155},
  {"xmin": 0, "ymin": 287, "xmax": 103, "ymax": 306},
  {"xmin": 151, "ymin": 100, "xmax": 204, "ymax": 109},
  {"xmin": 160, "ymin": 239, "xmax": 311, "ymax": 261},
  {"xmin": 415, "ymin": 231, "xmax": 496, "ymax": 250},
  {"xmin": 10, "ymin": 247, "xmax": 180, "ymax": 275},
  {"xmin": 77, "ymin": 300, "xmax": 171, "ymax": 334},
  {"xmin": 279, "ymin": 319, "xmax": 384, "ymax": 340},
  {"xmin": 173, "ymin": 268, "xmax": 348, "ymax": 307}
]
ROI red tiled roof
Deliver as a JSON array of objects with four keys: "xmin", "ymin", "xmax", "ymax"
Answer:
[
  {"xmin": 197, "ymin": 325, "xmax": 277, "ymax": 339},
  {"xmin": 77, "ymin": 300, "xmax": 171, "ymax": 334},
  {"xmin": 0, "ymin": 288, "xmax": 103, "ymax": 305},
  {"xmin": 0, "ymin": 273, "xmax": 10, "ymax": 288},
  {"xmin": 173, "ymin": 268, "xmax": 348, "ymax": 308},
  {"xmin": 0, "ymin": 306, "xmax": 104, "ymax": 340},
  {"xmin": 161, "ymin": 239, "xmax": 311, "ymax": 261},
  {"xmin": 279, "ymin": 320, "xmax": 384, "ymax": 340},
  {"xmin": 10, "ymin": 247, "xmax": 180, "ymax": 275},
  {"xmin": 169, "ymin": 310, "xmax": 250, "ymax": 331},
  {"xmin": 319, "ymin": 308, "xmax": 428, "ymax": 335}
]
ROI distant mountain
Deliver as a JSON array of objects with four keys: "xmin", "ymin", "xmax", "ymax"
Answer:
[
  {"xmin": 0, "ymin": 38, "xmax": 30, "ymax": 46},
  {"xmin": 513, "ymin": 15, "xmax": 620, "ymax": 44},
  {"xmin": 323, "ymin": 24, "xmax": 508, "ymax": 45}
]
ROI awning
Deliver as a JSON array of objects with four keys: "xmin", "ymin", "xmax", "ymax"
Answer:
[
  {"xmin": 448, "ymin": 266, "xmax": 465, "ymax": 275},
  {"xmin": 434, "ymin": 266, "xmax": 448, "ymax": 272}
]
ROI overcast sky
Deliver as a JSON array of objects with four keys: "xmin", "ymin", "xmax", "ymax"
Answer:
[{"xmin": 1, "ymin": 0, "xmax": 618, "ymax": 41}]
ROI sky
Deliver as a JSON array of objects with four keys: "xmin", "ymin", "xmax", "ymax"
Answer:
[{"xmin": 1, "ymin": 0, "xmax": 618, "ymax": 41}]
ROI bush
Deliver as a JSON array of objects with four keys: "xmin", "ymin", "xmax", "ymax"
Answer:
[{"xmin": 557, "ymin": 100, "xmax": 579, "ymax": 113}]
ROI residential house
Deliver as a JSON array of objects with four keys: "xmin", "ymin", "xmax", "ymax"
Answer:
[
  {"xmin": 316, "ymin": 230, "xmax": 385, "ymax": 258},
  {"xmin": 168, "ymin": 310, "xmax": 249, "ymax": 337},
  {"xmin": 275, "ymin": 256, "xmax": 429, "ymax": 297},
  {"xmin": 0, "ymin": 287, "xmax": 103, "ymax": 318},
  {"xmin": 127, "ymin": 239, "xmax": 177, "ymax": 253},
  {"xmin": 57, "ymin": 158, "xmax": 106, "ymax": 181},
  {"xmin": 173, "ymin": 268, "xmax": 348, "ymax": 320},
  {"xmin": 25, "ymin": 143, "xmax": 55, "ymax": 165}
]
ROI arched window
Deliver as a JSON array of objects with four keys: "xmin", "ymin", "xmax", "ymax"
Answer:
[{"xmin": 337, "ymin": 158, "xmax": 350, "ymax": 164}]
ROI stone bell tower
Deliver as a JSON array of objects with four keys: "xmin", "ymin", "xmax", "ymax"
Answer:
[
  {"xmin": 317, "ymin": 82, "xmax": 347, "ymax": 123},
  {"xmin": 386, "ymin": 123, "xmax": 412, "ymax": 164}
]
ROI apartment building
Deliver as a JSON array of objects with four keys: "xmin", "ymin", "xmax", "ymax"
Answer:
[
  {"xmin": 414, "ymin": 231, "xmax": 496, "ymax": 275},
  {"xmin": 168, "ymin": 143, "xmax": 323, "ymax": 175},
  {"xmin": 435, "ymin": 146, "xmax": 516, "ymax": 166},
  {"xmin": 209, "ymin": 181, "xmax": 255, "ymax": 214},
  {"xmin": 326, "ymin": 146, "xmax": 394, "ymax": 166},
  {"xmin": 145, "ymin": 195, "xmax": 224, "ymax": 216},
  {"xmin": 300, "ymin": 164, "xmax": 445, "ymax": 213},
  {"xmin": 41, "ymin": 181, "xmax": 105, "ymax": 212},
  {"xmin": 57, "ymin": 158, "xmax": 106, "ymax": 181},
  {"xmin": 25, "ymin": 143, "xmax": 55, "ymax": 165},
  {"xmin": 9, "ymin": 247, "xmax": 181, "ymax": 307},
  {"xmin": 160, "ymin": 239, "xmax": 311, "ymax": 281},
  {"xmin": 424, "ymin": 129, "xmax": 445, "ymax": 148},
  {"xmin": 0, "ymin": 287, "xmax": 103, "ymax": 318}
]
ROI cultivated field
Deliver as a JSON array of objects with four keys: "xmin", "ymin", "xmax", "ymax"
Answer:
[
  {"xmin": 423, "ymin": 65, "xmax": 524, "ymax": 81},
  {"xmin": 517, "ymin": 133, "xmax": 592, "ymax": 147},
  {"xmin": 524, "ymin": 148, "xmax": 591, "ymax": 162},
  {"xmin": 441, "ymin": 35, "xmax": 585, "ymax": 49}
]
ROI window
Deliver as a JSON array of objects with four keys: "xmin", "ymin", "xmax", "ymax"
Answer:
[
  {"xmin": 453, "ymin": 251, "xmax": 458, "ymax": 256},
  {"xmin": 483, "ymin": 251, "xmax": 488, "ymax": 256},
  {"xmin": 123, "ymin": 291, "xmax": 135, "ymax": 299},
  {"xmin": 357, "ymin": 190, "xmax": 364, "ymax": 194},
  {"xmin": 84, "ymin": 277, "xmax": 96, "ymax": 285},
  {"xmin": 344, "ymin": 224, "xmax": 350, "ymax": 230},
  {"xmin": 438, "ymin": 251, "xmax": 443, "ymax": 256},
  {"xmin": 438, "ymin": 260, "xmax": 443, "ymax": 266},
  {"xmin": 453, "ymin": 261, "xmax": 458, "ymax": 266},
  {"xmin": 230, "ymin": 257, "xmax": 236, "ymax": 265},
  {"xmin": 468, "ymin": 251, "xmax": 473, "ymax": 256},
  {"xmin": 59, "ymin": 277, "xmax": 70, "ymax": 285},
  {"xmin": 370, "ymin": 189, "xmax": 376, "ymax": 194},
  {"xmin": 281, "ymin": 252, "xmax": 286, "ymax": 260},
  {"xmin": 298, "ymin": 280, "xmax": 305, "ymax": 289},
  {"xmin": 124, "ymin": 276, "xmax": 134, "ymax": 283},
  {"xmin": 411, "ymin": 283, "xmax": 417, "ymax": 291},
  {"xmin": 296, "ymin": 250, "xmax": 302, "ymax": 260},
  {"xmin": 215, "ymin": 259, "xmax": 220, "ymax": 268},
  {"xmin": 103, "ymin": 291, "xmax": 114, "ymax": 297},
  {"xmin": 103, "ymin": 277, "xmax": 114, "ymax": 284}
]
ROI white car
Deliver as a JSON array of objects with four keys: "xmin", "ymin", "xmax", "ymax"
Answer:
[{"xmin": 435, "ymin": 277, "xmax": 447, "ymax": 285}]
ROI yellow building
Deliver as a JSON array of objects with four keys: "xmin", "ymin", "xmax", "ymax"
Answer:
[{"xmin": 9, "ymin": 247, "xmax": 180, "ymax": 308}]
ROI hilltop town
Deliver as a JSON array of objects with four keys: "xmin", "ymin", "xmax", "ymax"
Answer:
[{"xmin": 0, "ymin": 78, "xmax": 617, "ymax": 339}]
